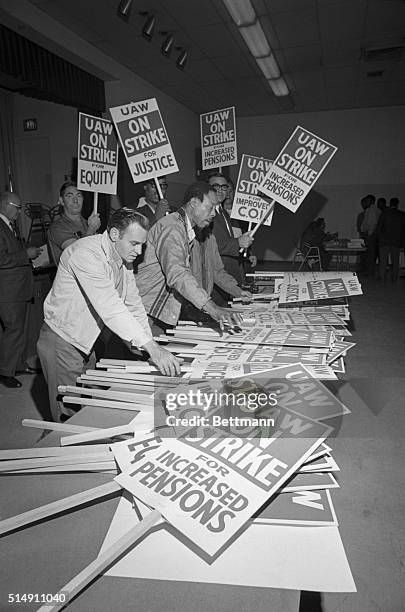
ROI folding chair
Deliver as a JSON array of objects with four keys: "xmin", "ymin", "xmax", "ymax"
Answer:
[{"xmin": 292, "ymin": 241, "xmax": 322, "ymax": 271}]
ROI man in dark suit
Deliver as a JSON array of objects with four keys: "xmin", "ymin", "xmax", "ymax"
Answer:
[
  {"xmin": 208, "ymin": 173, "xmax": 253, "ymax": 303},
  {"xmin": 0, "ymin": 191, "xmax": 41, "ymax": 387}
]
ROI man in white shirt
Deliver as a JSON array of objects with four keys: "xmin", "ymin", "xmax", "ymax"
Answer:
[{"xmin": 37, "ymin": 207, "xmax": 180, "ymax": 421}]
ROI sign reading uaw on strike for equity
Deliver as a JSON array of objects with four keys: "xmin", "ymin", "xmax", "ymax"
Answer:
[
  {"xmin": 77, "ymin": 112, "xmax": 118, "ymax": 194},
  {"xmin": 231, "ymin": 154, "xmax": 274, "ymax": 226},
  {"xmin": 200, "ymin": 106, "xmax": 237, "ymax": 170},
  {"xmin": 259, "ymin": 126, "xmax": 337, "ymax": 213},
  {"xmin": 109, "ymin": 98, "xmax": 178, "ymax": 183}
]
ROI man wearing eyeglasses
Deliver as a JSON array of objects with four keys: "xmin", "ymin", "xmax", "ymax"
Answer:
[
  {"xmin": 0, "ymin": 191, "xmax": 42, "ymax": 388},
  {"xmin": 137, "ymin": 176, "xmax": 171, "ymax": 226},
  {"xmin": 208, "ymin": 172, "xmax": 254, "ymax": 287},
  {"xmin": 47, "ymin": 181, "xmax": 101, "ymax": 265}
]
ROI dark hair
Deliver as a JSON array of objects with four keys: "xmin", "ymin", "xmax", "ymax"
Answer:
[
  {"xmin": 207, "ymin": 171, "xmax": 227, "ymax": 183},
  {"xmin": 142, "ymin": 176, "xmax": 167, "ymax": 187},
  {"xmin": 314, "ymin": 217, "xmax": 325, "ymax": 227},
  {"xmin": 389, "ymin": 197, "xmax": 399, "ymax": 208},
  {"xmin": 365, "ymin": 193, "xmax": 376, "ymax": 205},
  {"xmin": 59, "ymin": 180, "xmax": 81, "ymax": 197},
  {"xmin": 107, "ymin": 207, "xmax": 149, "ymax": 234},
  {"xmin": 182, "ymin": 182, "xmax": 216, "ymax": 206}
]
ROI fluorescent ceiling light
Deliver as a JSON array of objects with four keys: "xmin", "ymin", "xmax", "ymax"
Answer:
[
  {"xmin": 239, "ymin": 22, "xmax": 270, "ymax": 57},
  {"xmin": 222, "ymin": 0, "xmax": 256, "ymax": 26},
  {"xmin": 256, "ymin": 55, "xmax": 280, "ymax": 79},
  {"xmin": 268, "ymin": 77, "xmax": 289, "ymax": 97}
]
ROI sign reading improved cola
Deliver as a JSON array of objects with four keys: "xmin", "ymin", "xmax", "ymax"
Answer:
[
  {"xmin": 200, "ymin": 106, "xmax": 237, "ymax": 170},
  {"xmin": 77, "ymin": 113, "xmax": 118, "ymax": 194},
  {"xmin": 109, "ymin": 98, "xmax": 178, "ymax": 183},
  {"xmin": 231, "ymin": 154, "xmax": 274, "ymax": 225},
  {"xmin": 259, "ymin": 127, "xmax": 337, "ymax": 212}
]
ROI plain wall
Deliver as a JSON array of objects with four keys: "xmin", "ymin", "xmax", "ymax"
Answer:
[{"xmin": 235, "ymin": 105, "xmax": 405, "ymax": 260}]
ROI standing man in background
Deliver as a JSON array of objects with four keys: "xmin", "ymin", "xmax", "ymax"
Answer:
[
  {"xmin": 48, "ymin": 181, "xmax": 100, "ymax": 265},
  {"xmin": 360, "ymin": 194, "xmax": 380, "ymax": 276},
  {"xmin": 0, "ymin": 191, "xmax": 41, "ymax": 388},
  {"xmin": 377, "ymin": 198, "xmax": 405, "ymax": 282},
  {"xmin": 137, "ymin": 176, "xmax": 171, "ymax": 226}
]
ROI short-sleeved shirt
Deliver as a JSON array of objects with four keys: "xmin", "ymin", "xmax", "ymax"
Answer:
[{"xmin": 48, "ymin": 214, "xmax": 88, "ymax": 264}]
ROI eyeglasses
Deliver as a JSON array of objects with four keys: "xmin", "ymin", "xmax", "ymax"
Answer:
[
  {"xmin": 8, "ymin": 202, "xmax": 22, "ymax": 209},
  {"xmin": 211, "ymin": 184, "xmax": 228, "ymax": 191}
]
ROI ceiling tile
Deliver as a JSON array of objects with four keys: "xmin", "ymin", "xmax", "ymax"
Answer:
[
  {"xmin": 270, "ymin": 8, "xmax": 320, "ymax": 47},
  {"xmin": 282, "ymin": 44, "xmax": 322, "ymax": 71},
  {"xmin": 318, "ymin": 1, "xmax": 366, "ymax": 42},
  {"xmin": 324, "ymin": 66, "xmax": 361, "ymax": 88},
  {"xmin": 186, "ymin": 58, "xmax": 225, "ymax": 82},
  {"xmin": 322, "ymin": 41, "xmax": 361, "ymax": 67},
  {"xmin": 187, "ymin": 24, "xmax": 240, "ymax": 56},
  {"xmin": 265, "ymin": 0, "xmax": 317, "ymax": 13},
  {"xmin": 365, "ymin": 0, "xmax": 405, "ymax": 37}
]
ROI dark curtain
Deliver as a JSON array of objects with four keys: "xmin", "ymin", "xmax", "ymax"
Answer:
[{"xmin": 0, "ymin": 24, "xmax": 105, "ymax": 114}]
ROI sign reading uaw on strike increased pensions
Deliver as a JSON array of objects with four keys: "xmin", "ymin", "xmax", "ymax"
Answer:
[
  {"xmin": 109, "ymin": 98, "xmax": 179, "ymax": 183},
  {"xmin": 200, "ymin": 106, "xmax": 237, "ymax": 170},
  {"xmin": 231, "ymin": 154, "xmax": 274, "ymax": 226},
  {"xmin": 115, "ymin": 406, "xmax": 331, "ymax": 556},
  {"xmin": 77, "ymin": 112, "xmax": 118, "ymax": 194},
  {"xmin": 259, "ymin": 126, "xmax": 337, "ymax": 212}
]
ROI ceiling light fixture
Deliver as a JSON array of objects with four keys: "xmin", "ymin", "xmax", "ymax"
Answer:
[
  {"xmin": 142, "ymin": 14, "xmax": 156, "ymax": 41},
  {"xmin": 222, "ymin": 0, "xmax": 289, "ymax": 96},
  {"xmin": 239, "ymin": 22, "xmax": 270, "ymax": 57},
  {"xmin": 176, "ymin": 48, "xmax": 188, "ymax": 71},
  {"xmin": 221, "ymin": 0, "xmax": 255, "ymax": 26},
  {"xmin": 256, "ymin": 55, "xmax": 280, "ymax": 80},
  {"xmin": 268, "ymin": 77, "xmax": 289, "ymax": 97},
  {"xmin": 117, "ymin": 0, "xmax": 133, "ymax": 21},
  {"xmin": 161, "ymin": 33, "xmax": 175, "ymax": 58}
]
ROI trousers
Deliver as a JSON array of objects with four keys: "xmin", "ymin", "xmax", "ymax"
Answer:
[
  {"xmin": 37, "ymin": 323, "xmax": 96, "ymax": 422},
  {"xmin": 0, "ymin": 301, "xmax": 30, "ymax": 376}
]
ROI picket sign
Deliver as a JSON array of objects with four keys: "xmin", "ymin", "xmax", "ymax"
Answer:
[
  {"xmin": 60, "ymin": 422, "xmax": 152, "ymax": 447},
  {"xmin": 93, "ymin": 192, "xmax": 98, "ymax": 215},
  {"xmin": 63, "ymin": 396, "xmax": 153, "ymax": 413},
  {"xmin": 0, "ymin": 481, "xmax": 121, "ymax": 536},
  {"xmin": 13, "ymin": 462, "xmax": 116, "ymax": 474},
  {"xmin": 239, "ymin": 198, "xmax": 275, "ymax": 253},
  {"xmin": 77, "ymin": 376, "xmax": 156, "ymax": 393},
  {"xmin": 58, "ymin": 385, "xmax": 153, "ymax": 406},
  {"xmin": 0, "ymin": 452, "xmax": 113, "ymax": 472},
  {"xmin": 37, "ymin": 510, "xmax": 162, "ymax": 612},
  {"xmin": 0, "ymin": 445, "xmax": 110, "ymax": 460},
  {"xmin": 21, "ymin": 419, "xmax": 98, "ymax": 434}
]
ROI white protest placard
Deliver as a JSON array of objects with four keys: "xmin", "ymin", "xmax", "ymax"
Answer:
[
  {"xmin": 254, "ymin": 488, "xmax": 337, "ymax": 526},
  {"xmin": 115, "ymin": 409, "xmax": 332, "ymax": 556},
  {"xmin": 200, "ymin": 106, "xmax": 237, "ymax": 170},
  {"xmin": 109, "ymin": 98, "xmax": 178, "ymax": 184},
  {"xmin": 190, "ymin": 344, "xmax": 327, "ymax": 366},
  {"xmin": 241, "ymin": 311, "xmax": 345, "ymax": 327},
  {"xmin": 259, "ymin": 126, "xmax": 337, "ymax": 212},
  {"xmin": 279, "ymin": 271, "xmax": 362, "ymax": 304},
  {"xmin": 101, "ymin": 494, "xmax": 356, "ymax": 593},
  {"xmin": 188, "ymin": 361, "xmax": 337, "ymax": 381},
  {"xmin": 231, "ymin": 154, "xmax": 274, "ymax": 226},
  {"xmin": 77, "ymin": 113, "xmax": 118, "ymax": 194}
]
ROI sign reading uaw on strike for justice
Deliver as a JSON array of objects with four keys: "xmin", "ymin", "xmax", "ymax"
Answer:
[
  {"xmin": 231, "ymin": 154, "xmax": 274, "ymax": 226},
  {"xmin": 200, "ymin": 106, "xmax": 237, "ymax": 170},
  {"xmin": 109, "ymin": 98, "xmax": 178, "ymax": 183},
  {"xmin": 259, "ymin": 126, "xmax": 337, "ymax": 212},
  {"xmin": 77, "ymin": 112, "xmax": 118, "ymax": 194}
]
